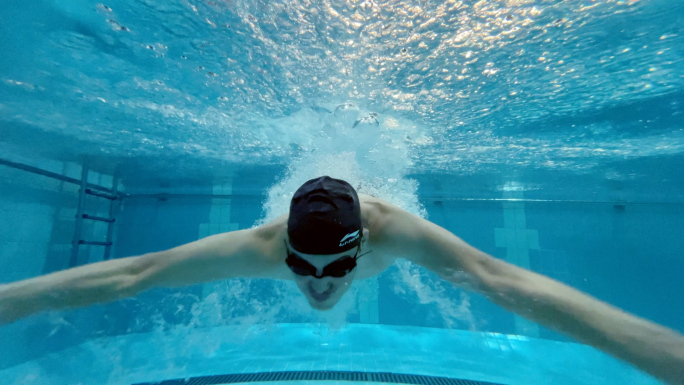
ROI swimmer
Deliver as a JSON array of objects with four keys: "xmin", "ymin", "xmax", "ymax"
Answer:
[{"xmin": 0, "ymin": 176, "xmax": 682, "ymax": 383}]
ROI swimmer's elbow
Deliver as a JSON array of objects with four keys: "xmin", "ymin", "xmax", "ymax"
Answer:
[{"xmin": 123, "ymin": 253, "xmax": 163, "ymax": 294}]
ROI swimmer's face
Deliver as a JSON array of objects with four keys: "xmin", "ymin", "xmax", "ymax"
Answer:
[{"xmin": 285, "ymin": 231, "xmax": 367, "ymax": 310}]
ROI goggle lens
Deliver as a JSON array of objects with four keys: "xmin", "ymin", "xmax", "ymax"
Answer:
[{"xmin": 285, "ymin": 242, "xmax": 359, "ymax": 278}]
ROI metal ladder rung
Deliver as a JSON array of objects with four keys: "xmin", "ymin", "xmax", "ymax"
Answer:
[
  {"xmin": 70, "ymin": 166, "xmax": 119, "ymax": 267},
  {"xmin": 78, "ymin": 240, "xmax": 113, "ymax": 246},
  {"xmin": 82, "ymin": 214, "xmax": 115, "ymax": 223},
  {"xmin": 85, "ymin": 188, "xmax": 118, "ymax": 200}
]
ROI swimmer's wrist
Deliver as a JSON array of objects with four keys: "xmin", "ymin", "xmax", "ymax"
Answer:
[
  {"xmin": 0, "ymin": 281, "xmax": 41, "ymax": 324},
  {"xmin": 0, "ymin": 272, "xmax": 91, "ymax": 324}
]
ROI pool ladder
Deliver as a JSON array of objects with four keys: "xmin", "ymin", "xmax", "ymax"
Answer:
[{"xmin": 69, "ymin": 166, "xmax": 119, "ymax": 267}]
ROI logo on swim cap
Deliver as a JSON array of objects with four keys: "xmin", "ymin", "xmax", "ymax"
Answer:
[{"xmin": 339, "ymin": 230, "xmax": 360, "ymax": 247}]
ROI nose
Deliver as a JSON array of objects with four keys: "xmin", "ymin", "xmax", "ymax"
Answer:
[{"xmin": 310, "ymin": 278, "xmax": 332, "ymax": 293}]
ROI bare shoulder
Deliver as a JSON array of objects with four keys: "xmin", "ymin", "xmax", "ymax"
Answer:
[
  {"xmin": 358, "ymin": 194, "xmax": 416, "ymax": 250},
  {"xmin": 358, "ymin": 194, "xmax": 433, "ymax": 257},
  {"xmin": 251, "ymin": 214, "xmax": 288, "ymax": 262},
  {"xmin": 252, "ymin": 214, "xmax": 288, "ymax": 241},
  {"xmin": 353, "ymin": 194, "xmax": 399, "ymax": 275},
  {"xmin": 358, "ymin": 194, "xmax": 409, "ymax": 231},
  {"xmin": 358, "ymin": 193, "xmax": 393, "ymax": 216}
]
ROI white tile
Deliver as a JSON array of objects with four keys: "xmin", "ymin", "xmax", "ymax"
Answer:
[
  {"xmin": 494, "ymin": 228, "xmax": 507, "ymax": 247},
  {"xmin": 100, "ymin": 174, "xmax": 113, "ymax": 189},
  {"xmin": 518, "ymin": 248, "xmax": 530, "ymax": 268},
  {"xmin": 527, "ymin": 229, "xmax": 540, "ymax": 249},
  {"xmin": 38, "ymin": 159, "xmax": 64, "ymax": 175},
  {"xmin": 220, "ymin": 205, "xmax": 232, "ymax": 223},
  {"xmin": 505, "ymin": 228, "xmax": 516, "ymax": 248},
  {"xmin": 506, "ymin": 248, "xmax": 519, "ymax": 266},
  {"xmin": 209, "ymin": 223, "xmax": 220, "ymax": 235},
  {"xmin": 87, "ymin": 171, "xmax": 99, "ymax": 185},
  {"xmin": 515, "ymin": 228, "xmax": 528, "ymax": 248},
  {"xmin": 514, "ymin": 207, "xmax": 526, "ymax": 228},
  {"xmin": 64, "ymin": 162, "xmax": 82, "ymax": 180},
  {"xmin": 61, "ymin": 182, "xmax": 79, "ymax": 194},
  {"xmin": 209, "ymin": 208, "xmax": 221, "ymax": 223}
]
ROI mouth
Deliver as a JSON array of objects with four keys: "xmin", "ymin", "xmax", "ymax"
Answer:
[{"xmin": 308, "ymin": 283, "xmax": 334, "ymax": 302}]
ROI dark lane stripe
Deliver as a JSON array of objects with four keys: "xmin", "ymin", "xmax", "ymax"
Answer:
[{"xmin": 132, "ymin": 370, "xmax": 505, "ymax": 385}]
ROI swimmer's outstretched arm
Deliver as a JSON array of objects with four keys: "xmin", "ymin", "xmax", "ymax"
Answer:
[
  {"xmin": 0, "ymin": 226, "xmax": 280, "ymax": 325},
  {"xmin": 374, "ymin": 201, "xmax": 684, "ymax": 384}
]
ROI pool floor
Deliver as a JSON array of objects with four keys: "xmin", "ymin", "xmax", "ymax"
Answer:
[{"xmin": 0, "ymin": 324, "xmax": 662, "ymax": 385}]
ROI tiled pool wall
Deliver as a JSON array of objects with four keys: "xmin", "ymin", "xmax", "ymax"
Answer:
[
  {"xmin": 415, "ymin": 175, "xmax": 684, "ymax": 341},
  {"xmin": 111, "ymin": 168, "xmax": 684, "ymax": 337},
  {"xmin": 1, "ymin": 159, "xmax": 683, "ymax": 377}
]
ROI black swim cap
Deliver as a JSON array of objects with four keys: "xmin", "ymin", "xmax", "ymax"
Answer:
[{"xmin": 287, "ymin": 176, "xmax": 362, "ymax": 255}]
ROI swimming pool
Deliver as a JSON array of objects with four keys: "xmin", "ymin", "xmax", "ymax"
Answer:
[
  {"xmin": 0, "ymin": 324, "xmax": 663, "ymax": 384},
  {"xmin": 1, "ymin": 0, "xmax": 683, "ymax": 384}
]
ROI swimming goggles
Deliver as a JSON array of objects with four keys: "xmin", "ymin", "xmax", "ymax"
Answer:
[{"xmin": 284, "ymin": 240, "xmax": 366, "ymax": 278}]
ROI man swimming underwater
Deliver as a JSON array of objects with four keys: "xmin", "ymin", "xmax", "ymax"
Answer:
[{"xmin": 0, "ymin": 176, "xmax": 683, "ymax": 383}]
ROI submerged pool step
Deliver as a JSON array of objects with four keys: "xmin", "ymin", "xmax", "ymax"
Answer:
[{"xmin": 132, "ymin": 370, "xmax": 504, "ymax": 385}]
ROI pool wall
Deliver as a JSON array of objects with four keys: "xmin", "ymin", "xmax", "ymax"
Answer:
[
  {"xmin": 0, "ymin": 156, "xmax": 682, "ymax": 384},
  {"xmin": 0, "ymin": 154, "xmax": 119, "ymax": 368}
]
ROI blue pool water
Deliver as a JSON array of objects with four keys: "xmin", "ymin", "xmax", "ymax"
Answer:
[
  {"xmin": 1, "ymin": 0, "xmax": 683, "ymax": 384},
  {"xmin": 0, "ymin": 324, "xmax": 662, "ymax": 384}
]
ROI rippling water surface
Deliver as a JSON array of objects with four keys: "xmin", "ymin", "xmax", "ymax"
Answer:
[{"xmin": 0, "ymin": 0, "xmax": 682, "ymax": 185}]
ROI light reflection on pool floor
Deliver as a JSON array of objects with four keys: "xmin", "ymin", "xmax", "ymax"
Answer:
[{"xmin": 0, "ymin": 324, "xmax": 661, "ymax": 385}]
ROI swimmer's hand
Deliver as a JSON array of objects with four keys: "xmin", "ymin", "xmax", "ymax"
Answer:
[
  {"xmin": 0, "ymin": 228, "xmax": 279, "ymax": 325},
  {"xmin": 373, "ymin": 200, "xmax": 684, "ymax": 384}
]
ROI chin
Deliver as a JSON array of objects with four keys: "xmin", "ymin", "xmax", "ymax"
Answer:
[{"xmin": 309, "ymin": 298, "xmax": 336, "ymax": 310}]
